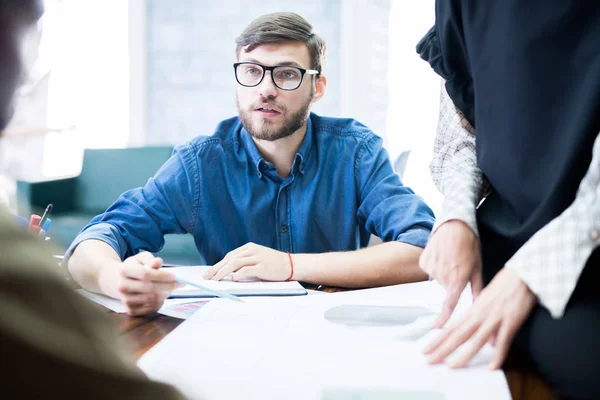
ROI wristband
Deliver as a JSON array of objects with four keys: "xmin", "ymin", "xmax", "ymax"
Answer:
[{"xmin": 286, "ymin": 252, "xmax": 294, "ymax": 281}]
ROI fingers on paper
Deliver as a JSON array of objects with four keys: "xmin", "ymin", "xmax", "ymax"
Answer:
[
  {"xmin": 432, "ymin": 286, "xmax": 462, "ymax": 329},
  {"xmin": 212, "ymin": 257, "xmax": 258, "ymax": 281}
]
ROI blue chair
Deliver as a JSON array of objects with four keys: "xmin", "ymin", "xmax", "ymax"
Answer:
[{"xmin": 17, "ymin": 146, "xmax": 202, "ymax": 265}]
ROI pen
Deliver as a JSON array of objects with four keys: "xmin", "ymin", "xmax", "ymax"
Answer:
[
  {"xmin": 175, "ymin": 276, "xmax": 243, "ymax": 303},
  {"xmin": 38, "ymin": 203, "xmax": 53, "ymax": 228}
]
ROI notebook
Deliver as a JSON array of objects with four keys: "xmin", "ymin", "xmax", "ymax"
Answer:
[{"xmin": 166, "ymin": 265, "xmax": 307, "ymax": 298}]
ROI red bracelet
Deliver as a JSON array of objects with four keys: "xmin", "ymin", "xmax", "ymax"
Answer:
[{"xmin": 286, "ymin": 252, "xmax": 294, "ymax": 281}]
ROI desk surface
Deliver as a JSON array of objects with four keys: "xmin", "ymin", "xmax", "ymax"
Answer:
[{"xmin": 112, "ymin": 287, "xmax": 559, "ymax": 400}]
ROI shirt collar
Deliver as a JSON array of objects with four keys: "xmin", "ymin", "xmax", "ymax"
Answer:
[
  {"xmin": 240, "ymin": 125, "xmax": 266, "ymax": 177},
  {"xmin": 240, "ymin": 113, "xmax": 315, "ymax": 178},
  {"xmin": 292, "ymin": 115, "xmax": 314, "ymax": 176}
]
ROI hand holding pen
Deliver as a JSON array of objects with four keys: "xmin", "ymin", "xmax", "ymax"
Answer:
[{"xmin": 111, "ymin": 251, "xmax": 241, "ymax": 316}]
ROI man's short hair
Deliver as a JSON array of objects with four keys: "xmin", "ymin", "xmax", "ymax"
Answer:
[{"xmin": 235, "ymin": 12, "xmax": 327, "ymax": 74}]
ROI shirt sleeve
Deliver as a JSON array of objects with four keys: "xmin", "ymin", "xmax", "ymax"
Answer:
[
  {"xmin": 432, "ymin": 81, "xmax": 490, "ymax": 236},
  {"xmin": 355, "ymin": 134, "xmax": 435, "ymax": 248},
  {"xmin": 505, "ymin": 131, "xmax": 600, "ymax": 318},
  {"xmin": 63, "ymin": 223, "xmax": 131, "ymax": 270},
  {"xmin": 64, "ymin": 144, "xmax": 198, "ymax": 261}
]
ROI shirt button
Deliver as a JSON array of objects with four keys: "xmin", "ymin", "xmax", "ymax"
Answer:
[
  {"xmin": 590, "ymin": 230, "xmax": 600, "ymax": 242},
  {"xmin": 280, "ymin": 225, "xmax": 288, "ymax": 233}
]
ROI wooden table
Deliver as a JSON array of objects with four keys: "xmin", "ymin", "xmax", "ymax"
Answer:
[{"xmin": 112, "ymin": 287, "xmax": 559, "ymax": 400}]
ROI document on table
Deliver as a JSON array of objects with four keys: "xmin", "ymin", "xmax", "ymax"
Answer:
[
  {"xmin": 137, "ymin": 281, "xmax": 510, "ymax": 400},
  {"xmin": 158, "ymin": 299, "xmax": 210, "ymax": 319},
  {"xmin": 75, "ymin": 289, "xmax": 209, "ymax": 319},
  {"xmin": 76, "ymin": 289, "xmax": 126, "ymax": 313},
  {"xmin": 167, "ymin": 266, "xmax": 307, "ymax": 298}
]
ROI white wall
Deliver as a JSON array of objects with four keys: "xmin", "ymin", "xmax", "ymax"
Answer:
[
  {"xmin": 42, "ymin": 0, "xmax": 130, "ymax": 177},
  {"xmin": 386, "ymin": 0, "xmax": 442, "ymax": 215}
]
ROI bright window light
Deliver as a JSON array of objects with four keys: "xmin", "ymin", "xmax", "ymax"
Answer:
[{"xmin": 42, "ymin": 0, "xmax": 130, "ymax": 178}]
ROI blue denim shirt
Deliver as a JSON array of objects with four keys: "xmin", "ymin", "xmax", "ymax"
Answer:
[{"xmin": 66, "ymin": 113, "xmax": 435, "ymax": 265}]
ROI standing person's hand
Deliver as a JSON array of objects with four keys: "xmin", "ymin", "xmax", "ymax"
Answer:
[
  {"xmin": 423, "ymin": 267, "xmax": 537, "ymax": 369},
  {"xmin": 419, "ymin": 220, "xmax": 483, "ymax": 328},
  {"xmin": 103, "ymin": 251, "xmax": 182, "ymax": 316}
]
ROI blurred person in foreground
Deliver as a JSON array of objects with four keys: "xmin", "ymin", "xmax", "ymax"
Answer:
[{"xmin": 0, "ymin": 1, "xmax": 185, "ymax": 398}]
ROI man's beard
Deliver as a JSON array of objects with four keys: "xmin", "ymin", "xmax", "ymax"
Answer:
[{"xmin": 237, "ymin": 92, "xmax": 313, "ymax": 142}]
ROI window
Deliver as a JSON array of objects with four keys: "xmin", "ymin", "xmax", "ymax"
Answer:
[
  {"xmin": 386, "ymin": 0, "xmax": 442, "ymax": 214},
  {"xmin": 42, "ymin": 0, "xmax": 130, "ymax": 177}
]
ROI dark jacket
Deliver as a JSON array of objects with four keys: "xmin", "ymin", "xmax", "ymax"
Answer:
[{"xmin": 417, "ymin": 1, "xmax": 600, "ymax": 258}]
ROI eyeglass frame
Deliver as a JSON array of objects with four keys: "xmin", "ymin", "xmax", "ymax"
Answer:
[{"xmin": 233, "ymin": 62, "xmax": 319, "ymax": 91}]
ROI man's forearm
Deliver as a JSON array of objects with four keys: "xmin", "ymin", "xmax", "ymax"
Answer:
[
  {"xmin": 67, "ymin": 240, "xmax": 123, "ymax": 298},
  {"xmin": 292, "ymin": 241, "xmax": 427, "ymax": 288}
]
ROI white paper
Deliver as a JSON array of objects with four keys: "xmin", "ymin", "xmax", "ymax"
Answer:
[
  {"xmin": 168, "ymin": 265, "xmax": 306, "ymax": 297},
  {"xmin": 157, "ymin": 299, "xmax": 210, "ymax": 319},
  {"xmin": 76, "ymin": 289, "xmax": 127, "ymax": 313},
  {"xmin": 137, "ymin": 281, "xmax": 510, "ymax": 400},
  {"xmin": 76, "ymin": 289, "xmax": 209, "ymax": 319},
  {"xmin": 305, "ymin": 289, "xmax": 327, "ymax": 295}
]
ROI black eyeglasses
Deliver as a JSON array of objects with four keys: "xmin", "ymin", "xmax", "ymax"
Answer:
[{"xmin": 233, "ymin": 62, "xmax": 319, "ymax": 91}]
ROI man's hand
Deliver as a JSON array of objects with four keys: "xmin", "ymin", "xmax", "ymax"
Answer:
[
  {"xmin": 107, "ymin": 252, "xmax": 181, "ymax": 316},
  {"xmin": 203, "ymin": 242, "xmax": 291, "ymax": 282},
  {"xmin": 423, "ymin": 267, "xmax": 537, "ymax": 369},
  {"xmin": 419, "ymin": 220, "xmax": 483, "ymax": 328}
]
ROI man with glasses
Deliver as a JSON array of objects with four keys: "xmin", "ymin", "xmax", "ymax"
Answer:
[{"xmin": 66, "ymin": 12, "xmax": 435, "ymax": 316}]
